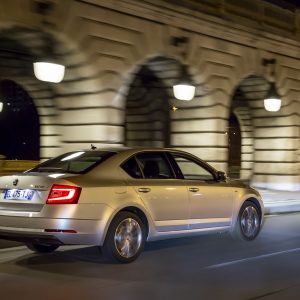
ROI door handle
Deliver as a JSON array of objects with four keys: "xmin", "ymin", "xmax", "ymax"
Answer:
[
  {"xmin": 138, "ymin": 188, "xmax": 151, "ymax": 193},
  {"xmin": 189, "ymin": 187, "xmax": 199, "ymax": 193}
]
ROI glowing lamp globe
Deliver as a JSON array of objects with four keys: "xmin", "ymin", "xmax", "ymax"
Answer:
[
  {"xmin": 264, "ymin": 98, "xmax": 281, "ymax": 112},
  {"xmin": 264, "ymin": 82, "xmax": 281, "ymax": 112},
  {"xmin": 173, "ymin": 84, "xmax": 195, "ymax": 101},
  {"xmin": 33, "ymin": 62, "xmax": 65, "ymax": 83}
]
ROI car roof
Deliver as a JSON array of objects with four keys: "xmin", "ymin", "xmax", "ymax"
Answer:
[
  {"xmin": 79, "ymin": 146, "xmax": 191, "ymax": 156},
  {"xmin": 78, "ymin": 146, "xmax": 169, "ymax": 153},
  {"xmin": 66, "ymin": 146, "xmax": 219, "ymax": 179},
  {"xmin": 82, "ymin": 147, "xmax": 216, "ymax": 170}
]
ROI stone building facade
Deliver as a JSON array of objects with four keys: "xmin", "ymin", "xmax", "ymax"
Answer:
[{"xmin": 0, "ymin": 0, "xmax": 300, "ymax": 190}]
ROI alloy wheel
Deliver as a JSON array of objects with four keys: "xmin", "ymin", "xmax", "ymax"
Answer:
[
  {"xmin": 240, "ymin": 206, "xmax": 260, "ymax": 239},
  {"xmin": 114, "ymin": 217, "xmax": 143, "ymax": 258}
]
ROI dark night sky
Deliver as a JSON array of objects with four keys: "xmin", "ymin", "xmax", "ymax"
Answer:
[{"xmin": 266, "ymin": 0, "xmax": 300, "ymax": 10}]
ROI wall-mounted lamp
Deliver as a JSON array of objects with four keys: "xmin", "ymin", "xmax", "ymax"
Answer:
[
  {"xmin": 0, "ymin": 101, "xmax": 3, "ymax": 112},
  {"xmin": 33, "ymin": 0, "xmax": 65, "ymax": 83},
  {"xmin": 173, "ymin": 64, "xmax": 196, "ymax": 101},
  {"xmin": 171, "ymin": 36, "xmax": 195, "ymax": 101},
  {"xmin": 33, "ymin": 61, "xmax": 65, "ymax": 83},
  {"xmin": 262, "ymin": 58, "xmax": 281, "ymax": 112}
]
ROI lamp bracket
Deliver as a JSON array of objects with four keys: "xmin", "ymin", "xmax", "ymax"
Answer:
[
  {"xmin": 33, "ymin": 0, "xmax": 54, "ymax": 16},
  {"xmin": 262, "ymin": 58, "xmax": 277, "ymax": 81},
  {"xmin": 171, "ymin": 36, "xmax": 190, "ymax": 62},
  {"xmin": 171, "ymin": 36, "xmax": 189, "ymax": 47},
  {"xmin": 262, "ymin": 58, "xmax": 276, "ymax": 66},
  {"xmin": 33, "ymin": 0, "xmax": 55, "ymax": 27}
]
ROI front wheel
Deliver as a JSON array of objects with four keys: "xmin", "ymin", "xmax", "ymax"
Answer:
[
  {"xmin": 26, "ymin": 243, "xmax": 59, "ymax": 253},
  {"xmin": 231, "ymin": 201, "xmax": 261, "ymax": 241},
  {"xmin": 102, "ymin": 212, "xmax": 146, "ymax": 263}
]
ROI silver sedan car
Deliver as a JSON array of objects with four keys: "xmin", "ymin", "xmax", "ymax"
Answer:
[{"xmin": 0, "ymin": 148, "xmax": 264, "ymax": 263}]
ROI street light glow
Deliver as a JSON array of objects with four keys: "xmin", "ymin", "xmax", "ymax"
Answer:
[
  {"xmin": 33, "ymin": 62, "xmax": 65, "ymax": 83},
  {"xmin": 264, "ymin": 98, "xmax": 281, "ymax": 112},
  {"xmin": 173, "ymin": 84, "xmax": 196, "ymax": 101}
]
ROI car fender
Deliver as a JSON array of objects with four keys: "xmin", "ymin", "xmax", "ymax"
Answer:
[
  {"xmin": 99, "ymin": 201, "xmax": 155, "ymax": 246},
  {"xmin": 230, "ymin": 189, "xmax": 264, "ymax": 230}
]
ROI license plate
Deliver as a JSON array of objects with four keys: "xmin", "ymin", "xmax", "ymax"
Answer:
[{"xmin": 4, "ymin": 189, "xmax": 35, "ymax": 201}]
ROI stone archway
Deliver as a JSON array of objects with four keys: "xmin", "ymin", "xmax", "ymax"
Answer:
[
  {"xmin": 0, "ymin": 27, "xmax": 63, "ymax": 160},
  {"xmin": 229, "ymin": 75, "xmax": 270, "ymax": 181},
  {"xmin": 227, "ymin": 112, "xmax": 241, "ymax": 178},
  {"xmin": 0, "ymin": 25, "xmax": 98, "ymax": 160},
  {"xmin": 124, "ymin": 56, "xmax": 191, "ymax": 148},
  {"xmin": 125, "ymin": 65, "xmax": 170, "ymax": 147},
  {"xmin": 229, "ymin": 73, "xmax": 299, "ymax": 190}
]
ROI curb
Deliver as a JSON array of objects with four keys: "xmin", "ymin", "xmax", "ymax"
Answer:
[
  {"xmin": 258, "ymin": 189, "xmax": 300, "ymax": 215},
  {"xmin": 264, "ymin": 203, "xmax": 300, "ymax": 215}
]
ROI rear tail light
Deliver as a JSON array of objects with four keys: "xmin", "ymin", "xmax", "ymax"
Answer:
[{"xmin": 46, "ymin": 185, "xmax": 81, "ymax": 204}]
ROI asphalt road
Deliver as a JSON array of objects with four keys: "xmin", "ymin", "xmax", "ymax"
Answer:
[{"xmin": 1, "ymin": 213, "xmax": 300, "ymax": 300}]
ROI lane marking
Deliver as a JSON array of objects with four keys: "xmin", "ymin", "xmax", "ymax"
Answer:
[
  {"xmin": 0, "ymin": 255, "xmax": 23, "ymax": 263},
  {"xmin": 204, "ymin": 247, "xmax": 300, "ymax": 269},
  {"xmin": 0, "ymin": 246, "xmax": 26, "ymax": 253}
]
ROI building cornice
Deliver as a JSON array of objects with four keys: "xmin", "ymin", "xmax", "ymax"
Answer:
[{"xmin": 81, "ymin": 0, "xmax": 300, "ymax": 59}]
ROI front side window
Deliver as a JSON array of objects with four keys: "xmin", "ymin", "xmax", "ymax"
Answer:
[
  {"xmin": 136, "ymin": 152, "xmax": 174, "ymax": 179},
  {"xmin": 28, "ymin": 151, "xmax": 116, "ymax": 174},
  {"xmin": 172, "ymin": 155, "xmax": 215, "ymax": 182}
]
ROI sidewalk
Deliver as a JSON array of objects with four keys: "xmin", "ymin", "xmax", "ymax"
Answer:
[{"xmin": 258, "ymin": 189, "xmax": 300, "ymax": 214}]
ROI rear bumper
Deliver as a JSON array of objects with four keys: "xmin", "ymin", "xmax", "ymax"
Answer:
[
  {"xmin": 0, "ymin": 216, "xmax": 105, "ymax": 245},
  {"xmin": 0, "ymin": 228, "xmax": 62, "ymax": 245},
  {"xmin": 0, "ymin": 203, "xmax": 113, "ymax": 245},
  {"xmin": 0, "ymin": 216, "xmax": 104, "ymax": 245},
  {"xmin": 0, "ymin": 216, "xmax": 106, "ymax": 245}
]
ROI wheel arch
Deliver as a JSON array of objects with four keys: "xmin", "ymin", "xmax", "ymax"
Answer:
[
  {"xmin": 100, "ymin": 204, "xmax": 151, "ymax": 246},
  {"xmin": 232, "ymin": 195, "xmax": 264, "ymax": 230},
  {"xmin": 119, "ymin": 206, "xmax": 149, "ymax": 236},
  {"xmin": 230, "ymin": 197, "xmax": 263, "ymax": 241}
]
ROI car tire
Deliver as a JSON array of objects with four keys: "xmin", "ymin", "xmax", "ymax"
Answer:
[
  {"xmin": 26, "ymin": 243, "xmax": 59, "ymax": 253},
  {"xmin": 102, "ymin": 211, "xmax": 146, "ymax": 263},
  {"xmin": 231, "ymin": 201, "xmax": 261, "ymax": 241}
]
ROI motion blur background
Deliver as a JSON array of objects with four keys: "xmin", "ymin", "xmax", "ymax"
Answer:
[{"xmin": 0, "ymin": 0, "xmax": 300, "ymax": 192}]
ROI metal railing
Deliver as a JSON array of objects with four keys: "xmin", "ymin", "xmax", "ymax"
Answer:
[{"xmin": 0, "ymin": 160, "xmax": 39, "ymax": 176}]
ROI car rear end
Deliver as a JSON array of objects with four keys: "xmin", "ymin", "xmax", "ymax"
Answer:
[{"xmin": 0, "ymin": 150, "xmax": 117, "ymax": 246}]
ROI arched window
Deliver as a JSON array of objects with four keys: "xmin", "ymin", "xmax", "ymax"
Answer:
[
  {"xmin": 125, "ymin": 58, "xmax": 173, "ymax": 148},
  {"xmin": 228, "ymin": 113, "xmax": 241, "ymax": 178},
  {"xmin": 0, "ymin": 80, "xmax": 39, "ymax": 160}
]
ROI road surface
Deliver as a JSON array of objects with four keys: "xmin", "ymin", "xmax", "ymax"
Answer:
[{"xmin": 1, "ymin": 213, "xmax": 300, "ymax": 299}]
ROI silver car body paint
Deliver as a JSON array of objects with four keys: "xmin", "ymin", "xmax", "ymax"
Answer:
[{"xmin": 0, "ymin": 148, "xmax": 264, "ymax": 246}]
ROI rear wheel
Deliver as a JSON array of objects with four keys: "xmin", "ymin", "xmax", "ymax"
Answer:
[
  {"xmin": 232, "ymin": 201, "xmax": 261, "ymax": 241},
  {"xmin": 26, "ymin": 243, "xmax": 59, "ymax": 253},
  {"xmin": 102, "ymin": 212, "xmax": 146, "ymax": 263}
]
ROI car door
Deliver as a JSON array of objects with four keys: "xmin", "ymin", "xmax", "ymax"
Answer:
[
  {"xmin": 170, "ymin": 153, "xmax": 235, "ymax": 230},
  {"xmin": 122, "ymin": 152, "xmax": 189, "ymax": 232}
]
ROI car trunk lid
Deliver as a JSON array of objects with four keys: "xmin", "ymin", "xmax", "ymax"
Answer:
[{"xmin": 0, "ymin": 173, "xmax": 77, "ymax": 212}]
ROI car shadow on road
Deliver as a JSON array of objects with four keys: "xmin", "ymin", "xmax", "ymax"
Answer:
[{"xmin": 11, "ymin": 233, "xmax": 239, "ymax": 280}]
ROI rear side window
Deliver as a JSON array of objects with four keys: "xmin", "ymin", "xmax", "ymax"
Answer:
[
  {"xmin": 121, "ymin": 157, "xmax": 143, "ymax": 179},
  {"xmin": 28, "ymin": 151, "xmax": 116, "ymax": 174},
  {"xmin": 136, "ymin": 152, "xmax": 174, "ymax": 179}
]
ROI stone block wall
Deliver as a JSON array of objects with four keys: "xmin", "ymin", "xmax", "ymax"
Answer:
[{"xmin": 0, "ymin": 0, "xmax": 300, "ymax": 189}]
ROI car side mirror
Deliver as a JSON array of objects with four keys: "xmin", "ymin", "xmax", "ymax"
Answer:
[{"xmin": 216, "ymin": 171, "xmax": 227, "ymax": 182}]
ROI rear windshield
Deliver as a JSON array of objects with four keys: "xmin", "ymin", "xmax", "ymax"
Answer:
[{"xmin": 28, "ymin": 151, "xmax": 116, "ymax": 174}]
